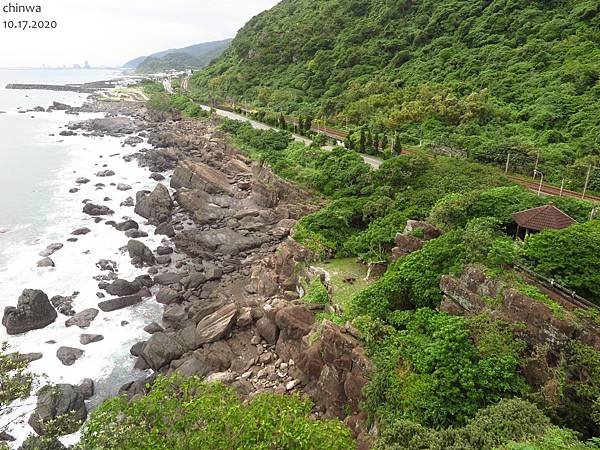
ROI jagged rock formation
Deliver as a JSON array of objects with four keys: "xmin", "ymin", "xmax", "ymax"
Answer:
[{"xmin": 440, "ymin": 265, "xmax": 600, "ymax": 352}]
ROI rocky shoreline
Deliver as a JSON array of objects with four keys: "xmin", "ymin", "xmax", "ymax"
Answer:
[{"xmin": 2, "ymin": 95, "xmax": 372, "ymax": 447}]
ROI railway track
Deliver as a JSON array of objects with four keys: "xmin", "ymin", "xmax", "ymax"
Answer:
[{"xmin": 507, "ymin": 175, "xmax": 600, "ymax": 203}]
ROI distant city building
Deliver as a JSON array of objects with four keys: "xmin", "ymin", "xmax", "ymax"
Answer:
[
  {"xmin": 84, "ymin": 61, "xmax": 91, "ymax": 69},
  {"xmin": 73, "ymin": 64, "xmax": 82, "ymax": 69}
]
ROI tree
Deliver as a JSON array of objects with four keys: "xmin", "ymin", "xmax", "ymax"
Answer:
[
  {"xmin": 359, "ymin": 129, "xmax": 366, "ymax": 153},
  {"xmin": 382, "ymin": 134, "xmax": 389, "ymax": 151},
  {"xmin": 393, "ymin": 132, "xmax": 402, "ymax": 154},
  {"xmin": 373, "ymin": 133, "xmax": 380, "ymax": 153},
  {"xmin": 278, "ymin": 112, "xmax": 287, "ymax": 130}
]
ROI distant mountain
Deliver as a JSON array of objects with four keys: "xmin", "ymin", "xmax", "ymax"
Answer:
[
  {"xmin": 123, "ymin": 39, "xmax": 232, "ymax": 72},
  {"xmin": 136, "ymin": 53, "xmax": 203, "ymax": 74}
]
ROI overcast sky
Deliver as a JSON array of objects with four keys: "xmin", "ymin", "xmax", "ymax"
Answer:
[{"xmin": 0, "ymin": 0, "xmax": 280, "ymax": 67}]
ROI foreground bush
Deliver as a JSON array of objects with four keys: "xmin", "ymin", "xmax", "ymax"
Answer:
[{"xmin": 78, "ymin": 375, "xmax": 354, "ymax": 450}]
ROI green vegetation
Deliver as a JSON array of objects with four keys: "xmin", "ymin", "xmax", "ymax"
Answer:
[
  {"xmin": 191, "ymin": 0, "xmax": 600, "ymax": 192},
  {"xmin": 374, "ymin": 398, "xmax": 594, "ymax": 450},
  {"xmin": 313, "ymin": 258, "xmax": 374, "ymax": 309},
  {"xmin": 0, "ymin": 342, "xmax": 33, "ymax": 413},
  {"xmin": 215, "ymin": 115, "xmax": 600, "ymax": 448},
  {"xmin": 522, "ymin": 220, "xmax": 600, "ymax": 302},
  {"xmin": 78, "ymin": 375, "xmax": 354, "ymax": 450},
  {"xmin": 360, "ymin": 310, "xmax": 527, "ymax": 428},
  {"xmin": 144, "ymin": 82, "xmax": 208, "ymax": 119},
  {"xmin": 122, "ymin": 0, "xmax": 600, "ymax": 444},
  {"xmin": 127, "ymin": 38, "xmax": 232, "ymax": 72},
  {"xmin": 302, "ymin": 278, "xmax": 330, "ymax": 304},
  {"xmin": 137, "ymin": 53, "xmax": 203, "ymax": 74}
]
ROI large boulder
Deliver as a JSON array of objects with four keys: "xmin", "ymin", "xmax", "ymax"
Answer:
[
  {"xmin": 28, "ymin": 384, "xmax": 87, "ymax": 435},
  {"xmin": 105, "ymin": 279, "xmax": 140, "ymax": 296},
  {"xmin": 127, "ymin": 240, "xmax": 156, "ymax": 266},
  {"xmin": 134, "ymin": 184, "xmax": 173, "ymax": 225},
  {"xmin": 140, "ymin": 332, "xmax": 185, "ymax": 371},
  {"xmin": 195, "ymin": 304, "xmax": 238, "ymax": 345},
  {"xmin": 2, "ymin": 289, "xmax": 57, "ymax": 335}
]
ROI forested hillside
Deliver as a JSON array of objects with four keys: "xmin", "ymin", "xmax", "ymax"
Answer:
[
  {"xmin": 125, "ymin": 39, "xmax": 232, "ymax": 72},
  {"xmin": 191, "ymin": 0, "xmax": 600, "ymax": 190}
]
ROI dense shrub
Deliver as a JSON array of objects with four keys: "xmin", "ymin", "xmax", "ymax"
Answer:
[
  {"xmin": 360, "ymin": 310, "xmax": 526, "ymax": 429},
  {"xmin": 522, "ymin": 220, "xmax": 600, "ymax": 302},
  {"xmin": 78, "ymin": 376, "xmax": 354, "ymax": 450}
]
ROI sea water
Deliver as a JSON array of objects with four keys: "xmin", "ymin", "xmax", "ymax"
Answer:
[{"xmin": 0, "ymin": 69, "xmax": 164, "ymax": 444}]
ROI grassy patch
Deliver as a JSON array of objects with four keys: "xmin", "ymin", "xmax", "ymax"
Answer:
[{"xmin": 313, "ymin": 258, "xmax": 376, "ymax": 311}]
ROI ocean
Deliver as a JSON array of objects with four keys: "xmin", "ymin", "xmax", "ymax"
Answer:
[{"xmin": 0, "ymin": 69, "xmax": 164, "ymax": 444}]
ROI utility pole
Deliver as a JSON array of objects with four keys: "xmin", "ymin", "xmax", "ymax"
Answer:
[
  {"xmin": 559, "ymin": 179, "xmax": 564, "ymax": 197},
  {"xmin": 582, "ymin": 164, "xmax": 592, "ymax": 200},
  {"xmin": 533, "ymin": 149, "xmax": 540, "ymax": 179},
  {"xmin": 535, "ymin": 170, "xmax": 544, "ymax": 196},
  {"xmin": 505, "ymin": 152, "xmax": 511, "ymax": 174}
]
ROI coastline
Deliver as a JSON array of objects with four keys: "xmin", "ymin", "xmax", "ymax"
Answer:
[{"xmin": 1, "ymin": 84, "xmax": 371, "ymax": 447}]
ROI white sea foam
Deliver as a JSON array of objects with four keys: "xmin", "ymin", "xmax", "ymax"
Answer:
[{"xmin": 0, "ymin": 108, "xmax": 170, "ymax": 445}]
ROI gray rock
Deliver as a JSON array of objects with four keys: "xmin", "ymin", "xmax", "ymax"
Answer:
[
  {"xmin": 83, "ymin": 203, "xmax": 114, "ymax": 216},
  {"xmin": 127, "ymin": 240, "xmax": 156, "ymax": 266},
  {"xmin": 140, "ymin": 332, "xmax": 184, "ymax": 370},
  {"xmin": 39, "ymin": 243, "xmax": 63, "ymax": 257},
  {"xmin": 105, "ymin": 279, "xmax": 140, "ymax": 296},
  {"xmin": 96, "ymin": 259, "xmax": 117, "ymax": 272},
  {"xmin": 155, "ymin": 222, "xmax": 175, "ymax": 237},
  {"xmin": 2, "ymin": 289, "xmax": 57, "ymax": 335},
  {"xmin": 79, "ymin": 334, "xmax": 104, "ymax": 345},
  {"xmin": 135, "ymin": 274, "xmax": 154, "ymax": 288},
  {"xmin": 156, "ymin": 245, "xmax": 173, "ymax": 255},
  {"xmin": 156, "ymin": 255, "xmax": 172, "ymax": 265},
  {"xmin": 28, "ymin": 384, "xmax": 87, "ymax": 435},
  {"xmin": 125, "ymin": 229, "xmax": 148, "ymax": 238},
  {"xmin": 134, "ymin": 184, "xmax": 173, "ymax": 225},
  {"xmin": 96, "ymin": 169, "xmax": 115, "ymax": 177},
  {"xmin": 98, "ymin": 294, "xmax": 142, "ymax": 312},
  {"xmin": 181, "ymin": 271, "xmax": 206, "ymax": 289},
  {"xmin": 76, "ymin": 177, "xmax": 90, "ymax": 184},
  {"xmin": 79, "ymin": 378, "xmax": 94, "ymax": 399},
  {"xmin": 204, "ymin": 264, "xmax": 223, "ymax": 281},
  {"xmin": 130, "ymin": 341, "xmax": 146, "ymax": 357},
  {"xmin": 71, "ymin": 227, "xmax": 91, "ymax": 235},
  {"xmin": 65, "ymin": 308, "xmax": 99, "ymax": 328},
  {"xmin": 144, "ymin": 322, "xmax": 164, "ymax": 334},
  {"xmin": 115, "ymin": 219, "xmax": 138, "ymax": 231},
  {"xmin": 153, "ymin": 272, "xmax": 183, "ymax": 286},
  {"xmin": 256, "ymin": 317, "xmax": 279, "ymax": 344},
  {"xmin": 190, "ymin": 297, "xmax": 224, "ymax": 322},
  {"xmin": 117, "ymin": 183, "xmax": 132, "ymax": 191},
  {"xmin": 195, "ymin": 304, "xmax": 237, "ymax": 345},
  {"xmin": 150, "ymin": 172, "xmax": 165, "ymax": 181},
  {"xmin": 163, "ymin": 304, "xmax": 187, "ymax": 324},
  {"xmin": 50, "ymin": 294, "xmax": 76, "ymax": 316},
  {"xmin": 156, "ymin": 288, "xmax": 181, "ymax": 305},
  {"xmin": 37, "ymin": 257, "xmax": 55, "ymax": 268},
  {"xmin": 56, "ymin": 347, "xmax": 84, "ymax": 366}
]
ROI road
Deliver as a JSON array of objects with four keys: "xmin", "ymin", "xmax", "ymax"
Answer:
[{"xmin": 198, "ymin": 104, "xmax": 382, "ymax": 168}]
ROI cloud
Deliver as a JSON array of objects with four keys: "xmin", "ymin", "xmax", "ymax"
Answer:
[{"xmin": 0, "ymin": 0, "xmax": 280, "ymax": 67}]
